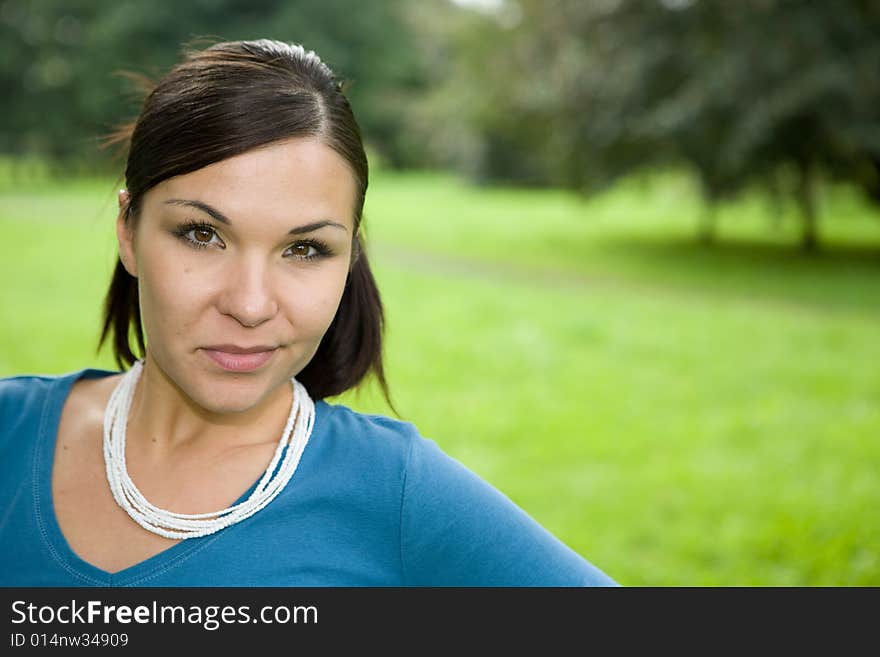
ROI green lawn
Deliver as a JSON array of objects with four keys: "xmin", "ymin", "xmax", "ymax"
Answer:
[{"xmin": 1, "ymin": 169, "xmax": 878, "ymax": 585}]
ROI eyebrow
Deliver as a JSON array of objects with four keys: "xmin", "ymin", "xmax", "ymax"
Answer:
[{"xmin": 164, "ymin": 199, "xmax": 348, "ymax": 234}]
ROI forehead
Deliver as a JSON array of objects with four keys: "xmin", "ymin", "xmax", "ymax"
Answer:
[{"xmin": 145, "ymin": 138, "xmax": 358, "ymax": 230}]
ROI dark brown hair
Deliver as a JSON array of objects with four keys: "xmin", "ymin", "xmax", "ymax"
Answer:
[{"xmin": 99, "ymin": 39, "xmax": 393, "ymax": 408}]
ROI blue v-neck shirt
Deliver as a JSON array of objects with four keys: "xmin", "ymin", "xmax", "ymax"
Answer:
[{"xmin": 0, "ymin": 369, "xmax": 616, "ymax": 587}]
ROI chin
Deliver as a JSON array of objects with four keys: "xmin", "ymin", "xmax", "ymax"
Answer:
[
  {"xmin": 191, "ymin": 384, "xmax": 271, "ymax": 415},
  {"xmin": 160, "ymin": 367, "xmax": 274, "ymax": 417},
  {"xmin": 147, "ymin": 349, "xmax": 297, "ymax": 415}
]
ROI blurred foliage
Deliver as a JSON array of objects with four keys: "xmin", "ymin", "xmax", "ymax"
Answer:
[
  {"xmin": 1, "ymin": 0, "xmax": 879, "ymax": 248},
  {"xmin": 414, "ymin": 0, "xmax": 880, "ymax": 248},
  {"xmin": 0, "ymin": 0, "xmax": 427, "ymax": 170}
]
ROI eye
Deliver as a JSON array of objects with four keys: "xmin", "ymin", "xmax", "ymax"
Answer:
[
  {"xmin": 174, "ymin": 222, "xmax": 225, "ymax": 250},
  {"xmin": 190, "ymin": 227, "xmax": 216, "ymax": 244},
  {"xmin": 284, "ymin": 239, "xmax": 331, "ymax": 261},
  {"xmin": 287, "ymin": 243, "xmax": 317, "ymax": 259}
]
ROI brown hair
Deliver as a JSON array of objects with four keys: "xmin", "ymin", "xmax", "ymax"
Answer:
[{"xmin": 99, "ymin": 39, "xmax": 393, "ymax": 409}]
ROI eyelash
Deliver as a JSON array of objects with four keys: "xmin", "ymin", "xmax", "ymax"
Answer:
[{"xmin": 172, "ymin": 221, "xmax": 332, "ymax": 261}]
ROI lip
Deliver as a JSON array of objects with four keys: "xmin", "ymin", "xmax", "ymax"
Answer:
[{"xmin": 201, "ymin": 345, "xmax": 278, "ymax": 372}]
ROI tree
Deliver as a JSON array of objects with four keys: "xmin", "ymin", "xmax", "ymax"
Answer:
[
  {"xmin": 0, "ymin": 0, "xmax": 427, "ymax": 171},
  {"xmin": 432, "ymin": 0, "xmax": 880, "ymax": 250}
]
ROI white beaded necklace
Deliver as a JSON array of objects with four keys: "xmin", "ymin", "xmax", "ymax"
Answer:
[{"xmin": 102, "ymin": 359, "xmax": 315, "ymax": 540}]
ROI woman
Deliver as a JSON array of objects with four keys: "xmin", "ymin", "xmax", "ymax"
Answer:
[{"xmin": 0, "ymin": 39, "xmax": 615, "ymax": 586}]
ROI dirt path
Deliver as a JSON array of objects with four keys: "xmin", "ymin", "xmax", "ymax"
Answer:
[{"xmin": 371, "ymin": 242, "xmax": 880, "ymax": 323}]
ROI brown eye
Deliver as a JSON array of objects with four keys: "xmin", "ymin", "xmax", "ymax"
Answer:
[
  {"xmin": 193, "ymin": 228, "xmax": 214, "ymax": 243},
  {"xmin": 289, "ymin": 243, "xmax": 312, "ymax": 257},
  {"xmin": 283, "ymin": 240, "xmax": 327, "ymax": 260},
  {"xmin": 178, "ymin": 225, "xmax": 223, "ymax": 249}
]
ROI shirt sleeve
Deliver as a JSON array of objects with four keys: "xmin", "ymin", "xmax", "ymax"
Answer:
[{"xmin": 399, "ymin": 434, "xmax": 618, "ymax": 586}]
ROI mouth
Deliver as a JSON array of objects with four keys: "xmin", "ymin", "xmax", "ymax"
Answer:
[{"xmin": 200, "ymin": 344, "xmax": 279, "ymax": 372}]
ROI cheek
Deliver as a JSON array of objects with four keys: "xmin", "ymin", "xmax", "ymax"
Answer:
[
  {"xmin": 281, "ymin": 265, "xmax": 350, "ymax": 333},
  {"xmin": 137, "ymin": 251, "xmax": 211, "ymax": 341}
]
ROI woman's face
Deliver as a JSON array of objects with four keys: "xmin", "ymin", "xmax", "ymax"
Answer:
[{"xmin": 117, "ymin": 138, "xmax": 357, "ymax": 415}]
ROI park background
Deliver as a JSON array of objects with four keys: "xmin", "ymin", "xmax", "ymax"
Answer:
[{"xmin": 0, "ymin": 0, "xmax": 877, "ymax": 585}]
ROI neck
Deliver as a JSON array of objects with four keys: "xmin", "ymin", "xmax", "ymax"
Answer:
[
  {"xmin": 126, "ymin": 354, "xmax": 293, "ymax": 455},
  {"xmin": 102, "ymin": 358, "xmax": 315, "ymax": 540}
]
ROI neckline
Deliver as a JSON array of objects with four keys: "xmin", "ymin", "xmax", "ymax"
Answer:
[{"xmin": 35, "ymin": 367, "xmax": 324, "ymax": 585}]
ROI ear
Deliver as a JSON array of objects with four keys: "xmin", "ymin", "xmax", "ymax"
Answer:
[{"xmin": 116, "ymin": 189, "xmax": 138, "ymax": 277}]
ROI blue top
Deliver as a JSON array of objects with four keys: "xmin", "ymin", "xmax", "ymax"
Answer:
[{"xmin": 0, "ymin": 369, "xmax": 616, "ymax": 587}]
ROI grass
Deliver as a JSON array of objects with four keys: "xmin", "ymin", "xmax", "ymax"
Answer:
[{"xmin": 1, "ymin": 168, "xmax": 878, "ymax": 585}]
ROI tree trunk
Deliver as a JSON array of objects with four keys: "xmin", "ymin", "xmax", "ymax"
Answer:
[
  {"xmin": 796, "ymin": 155, "xmax": 819, "ymax": 252},
  {"xmin": 765, "ymin": 172, "xmax": 784, "ymax": 232},
  {"xmin": 698, "ymin": 204, "xmax": 716, "ymax": 244}
]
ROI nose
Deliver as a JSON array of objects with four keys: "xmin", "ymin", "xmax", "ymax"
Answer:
[{"xmin": 216, "ymin": 254, "xmax": 279, "ymax": 328}]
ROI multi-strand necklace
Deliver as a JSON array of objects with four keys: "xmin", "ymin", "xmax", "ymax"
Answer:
[{"xmin": 102, "ymin": 359, "xmax": 314, "ymax": 540}]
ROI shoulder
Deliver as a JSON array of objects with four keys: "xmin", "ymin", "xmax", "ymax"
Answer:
[
  {"xmin": 316, "ymin": 400, "xmax": 422, "ymax": 458},
  {"xmin": 309, "ymin": 401, "xmax": 483, "ymax": 501},
  {"xmin": 0, "ymin": 372, "xmax": 62, "ymax": 417},
  {"xmin": 0, "ymin": 372, "xmax": 73, "ymax": 454},
  {"xmin": 314, "ymin": 401, "xmax": 490, "ymax": 493},
  {"xmin": 0, "ymin": 369, "xmax": 119, "ymax": 405},
  {"xmin": 315, "ymin": 403, "xmax": 498, "ymax": 517},
  {"xmin": 0, "ymin": 369, "xmax": 121, "ymax": 439},
  {"xmin": 308, "ymin": 402, "xmax": 618, "ymax": 586}
]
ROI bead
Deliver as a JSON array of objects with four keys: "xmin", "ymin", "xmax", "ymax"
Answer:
[{"xmin": 102, "ymin": 359, "xmax": 315, "ymax": 539}]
